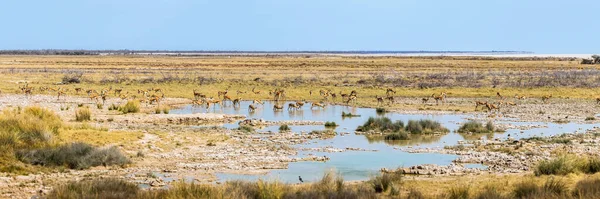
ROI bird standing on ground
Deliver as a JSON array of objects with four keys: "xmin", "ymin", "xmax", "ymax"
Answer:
[{"xmin": 298, "ymin": 176, "xmax": 304, "ymax": 183}]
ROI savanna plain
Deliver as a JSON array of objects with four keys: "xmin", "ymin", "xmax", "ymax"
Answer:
[{"xmin": 2, "ymin": 55, "xmax": 600, "ymax": 198}]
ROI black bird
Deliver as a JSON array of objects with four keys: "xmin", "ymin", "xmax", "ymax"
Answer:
[{"xmin": 298, "ymin": 176, "xmax": 304, "ymax": 183}]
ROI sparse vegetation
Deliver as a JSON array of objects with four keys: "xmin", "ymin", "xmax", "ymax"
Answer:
[
  {"xmin": 118, "ymin": 100, "xmax": 140, "ymax": 114},
  {"xmin": 279, "ymin": 124, "xmax": 290, "ymax": 132},
  {"xmin": 457, "ymin": 121, "xmax": 496, "ymax": 134},
  {"xmin": 534, "ymin": 155, "xmax": 600, "ymax": 176},
  {"xmin": 237, "ymin": 126, "xmax": 255, "ymax": 133},
  {"xmin": 15, "ymin": 142, "xmax": 129, "ymax": 169},
  {"xmin": 357, "ymin": 117, "xmax": 448, "ymax": 136},
  {"xmin": 586, "ymin": 116, "xmax": 596, "ymax": 121},
  {"xmin": 75, "ymin": 108, "xmax": 91, "ymax": 122}
]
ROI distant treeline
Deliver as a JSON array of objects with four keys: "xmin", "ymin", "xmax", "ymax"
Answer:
[{"xmin": 0, "ymin": 49, "xmax": 530, "ymax": 56}]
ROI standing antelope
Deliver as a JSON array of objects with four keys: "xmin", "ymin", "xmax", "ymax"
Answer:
[
  {"xmin": 497, "ymin": 92, "xmax": 505, "ymax": 100},
  {"xmin": 433, "ymin": 92, "xmax": 447, "ymax": 105},
  {"xmin": 114, "ymin": 88, "xmax": 123, "ymax": 95},
  {"xmin": 386, "ymin": 88, "xmax": 396, "ymax": 96},
  {"xmin": 193, "ymin": 89, "xmax": 203, "ymax": 100},
  {"xmin": 486, "ymin": 102, "xmax": 500, "ymax": 112},
  {"xmin": 422, "ymin": 96, "xmax": 430, "ymax": 104},
  {"xmin": 346, "ymin": 95, "xmax": 357, "ymax": 105},
  {"xmin": 218, "ymin": 89, "xmax": 228, "ymax": 98},
  {"xmin": 232, "ymin": 97, "xmax": 241, "ymax": 107},
  {"xmin": 253, "ymin": 99, "xmax": 264, "ymax": 105},
  {"xmin": 375, "ymin": 95, "xmax": 384, "ymax": 106},
  {"xmin": 223, "ymin": 95, "xmax": 233, "ymax": 105},
  {"xmin": 475, "ymin": 101, "xmax": 487, "ymax": 110},
  {"xmin": 386, "ymin": 96, "xmax": 394, "ymax": 104},
  {"xmin": 541, "ymin": 94, "xmax": 552, "ymax": 103}
]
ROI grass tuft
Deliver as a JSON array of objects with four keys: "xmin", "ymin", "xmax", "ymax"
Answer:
[
  {"xmin": 279, "ymin": 124, "xmax": 291, "ymax": 132},
  {"xmin": 75, "ymin": 108, "xmax": 91, "ymax": 122},
  {"xmin": 118, "ymin": 100, "xmax": 140, "ymax": 114}
]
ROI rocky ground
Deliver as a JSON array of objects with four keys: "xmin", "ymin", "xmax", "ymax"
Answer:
[{"xmin": 1, "ymin": 94, "xmax": 600, "ymax": 198}]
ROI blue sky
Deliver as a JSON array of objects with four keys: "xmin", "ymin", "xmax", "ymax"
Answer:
[{"xmin": 0, "ymin": 0, "xmax": 597, "ymax": 53}]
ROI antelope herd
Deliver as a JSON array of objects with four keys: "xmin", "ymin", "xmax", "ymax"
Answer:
[{"xmin": 11, "ymin": 82, "xmax": 598, "ymax": 115}]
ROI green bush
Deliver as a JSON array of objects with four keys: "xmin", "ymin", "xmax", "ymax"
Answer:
[
  {"xmin": 534, "ymin": 156, "xmax": 580, "ymax": 176},
  {"xmin": 376, "ymin": 108, "xmax": 386, "ymax": 114},
  {"xmin": 586, "ymin": 116, "xmax": 596, "ymax": 121},
  {"xmin": 279, "ymin": 124, "xmax": 290, "ymax": 132},
  {"xmin": 357, "ymin": 117, "xmax": 404, "ymax": 132},
  {"xmin": 119, "ymin": 100, "xmax": 140, "ymax": 114},
  {"xmin": 15, "ymin": 142, "xmax": 129, "ymax": 169},
  {"xmin": 405, "ymin": 119, "xmax": 448, "ymax": 134},
  {"xmin": 75, "ymin": 108, "xmax": 91, "ymax": 122},
  {"xmin": 324, "ymin": 121, "xmax": 338, "ymax": 128},
  {"xmin": 457, "ymin": 121, "xmax": 495, "ymax": 134}
]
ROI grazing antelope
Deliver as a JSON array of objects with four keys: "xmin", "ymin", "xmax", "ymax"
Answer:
[
  {"xmin": 232, "ymin": 97, "xmax": 241, "ymax": 107},
  {"xmin": 330, "ymin": 93, "xmax": 337, "ymax": 101},
  {"xmin": 514, "ymin": 94, "xmax": 526, "ymax": 100},
  {"xmin": 475, "ymin": 101, "xmax": 487, "ymax": 110},
  {"xmin": 152, "ymin": 88, "xmax": 162, "ymax": 93},
  {"xmin": 296, "ymin": 101, "xmax": 305, "ymax": 108},
  {"xmin": 236, "ymin": 90, "xmax": 247, "ymax": 95},
  {"xmin": 433, "ymin": 92, "xmax": 447, "ymax": 105},
  {"xmin": 386, "ymin": 88, "xmax": 396, "ymax": 96},
  {"xmin": 375, "ymin": 95, "xmax": 384, "ymax": 106},
  {"xmin": 311, "ymin": 102, "xmax": 325, "ymax": 109},
  {"xmin": 288, "ymin": 103, "xmax": 300, "ymax": 111},
  {"xmin": 273, "ymin": 89, "xmax": 286, "ymax": 102},
  {"xmin": 596, "ymin": 97, "xmax": 600, "ymax": 104},
  {"xmin": 339, "ymin": 91, "xmax": 349, "ymax": 101},
  {"xmin": 193, "ymin": 89, "xmax": 203, "ymax": 100},
  {"xmin": 74, "ymin": 87, "xmax": 82, "ymax": 94},
  {"xmin": 248, "ymin": 104, "xmax": 257, "ymax": 112},
  {"xmin": 541, "ymin": 94, "xmax": 552, "ymax": 103},
  {"xmin": 350, "ymin": 90, "xmax": 358, "ymax": 97},
  {"xmin": 252, "ymin": 87, "xmax": 261, "ymax": 94},
  {"xmin": 114, "ymin": 88, "xmax": 123, "ymax": 95},
  {"xmin": 506, "ymin": 101, "xmax": 517, "ymax": 106},
  {"xmin": 217, "ymin": 90, "xmax": 228, "ymax": 98},
  {"xmin": 89, "ymin": 92, "xmax": 100, "ymax": 103},
  {"xmin": 486, "ymin": 102, "xmax": 500, "ymax": 112},
  {"xmin": 273, "ymin": 104, "xmax": 284, "ymax": 111},
  {"xmin": 422, "ymin": 96, "xmax": 430, "ymax": 104}
]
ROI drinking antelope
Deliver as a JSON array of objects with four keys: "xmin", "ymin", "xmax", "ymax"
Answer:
[
  {"xmin": 273, "ymin": 104, "xmax": 284, "ymax": 111},
  {"xmin": 497, "ymin": 92, "xmax": 505, "ymax": 100},
  {"xmin": 311, "ymin": 102, "xmax": 325, "ymax": 109},
  {"xmin": 288, "ymin": 103, "xmax": 300, "ymax": 111},
  {"xmin": 248, "ymin": 104, "xmax": 257, "ymax": 112},
  {"xmin": 193, "ymin": 89, "xmax": 203, "ymax": 100},
  {"xmin": 232, "ymin": 97, "xmax": 241, "ymax": 107}
]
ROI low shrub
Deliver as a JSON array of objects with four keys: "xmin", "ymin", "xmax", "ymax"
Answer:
[
  {"xmin": 573, "ymin": 178, "xmax": 600, "ymax": 198},
  {"xmin": 447, "ymin": 185, "xmax": 470, "ymax": 199},
  {"xmin": 75, "ymin": 108, "xmax": 91, "ymax": 122},
  {"xmin": 237, "ymin": 126, "xmax": 254, "ymax": 133},
  {"xmin": 47, "ymin": 178, "xmax": 139, "ymax": 199},
  {"xmin": 586, "ymin": 116, "xmax": 596, "ymax": 121},
  {"xmin": 324, "ymin": 121, "xmax": 338, "ymax": 128},
  {"xmin": 119, "ymin": 100, "xmax": 140, "ymax": 114},
  {"xmin": 369, "ymin": 172, "xmax": 402, "ymax": 193},
  {"xmin": 457, "ymin": 121, "xmax": 495, "ymax": 134},
  {"xmin": 279, "ymin": 124, "xmax": 291, "ymax": 132},
  {"xmin": 16, "ymin": 142, "xmax": 129, "ymax": 169},
  {"xmin": 356, "ymin": 117, "xmax": 404, "ymax": 132}
]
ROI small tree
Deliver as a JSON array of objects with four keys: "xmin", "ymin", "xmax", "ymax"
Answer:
[{"xmin": 593, "ymin": 55, "xmax": 600, "ymax": 64}]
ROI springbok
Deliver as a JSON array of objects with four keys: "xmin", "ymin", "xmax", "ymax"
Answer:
[
  {"xmin": 253, "ymin": 99, "xmax": 264, "ymax": 105},
  {"xmin": 252, "ymin": 87, "xmax": 261, "ymax": 94},
  {"xmin": 248, "ymin": 104, "xmax": 257, "ymax": 112},
  {"xmin": 541, "ymin": 94, "xmax": 552, "ymax": 103},
  {"xmin": 475, "ymin": 101, "xmax": 487, "ymax": 110},
  {"xmin": 375, "ymin": 95, "xmax": 384, "ymax": 106},
  {"xmin": 496, "ymin": 92, "xmax": 505, "ymax": 100},
  {"xmin": 386, "ymin": 88, "xmax": 396, "ymax": 96},
  {"xmin": 232, "ymin": 97, "xmax": 241, "ymax": 107},
  {"xmin": 193, "ymin": 89, "xmax": 203, "ymax": 100},
  {"xmin": 433, "ymin": 92, "xmax": 447, "ymax": 105},
  {"xmin": 217, "ymin": 89, "xmax": 228, "ymax": 98},
  {"xmin": 486, "ymin": 102, "xmax": 500, "ymax": 112},
  {"xmin": 311, "ymin": 102, "xmax": 325, "ymax": 109},
  {"xmin": 386, "ymin": 96, "xmax": 394, "ymax": 104},
  {"xmin": 346, "ymin": 95, "xmax": 357, "ymax": 105},
  {"xmin": 288, "ymin": 103, "xmax": 300, "ymax": 111},
  {"xmin": 273, "ymin": 104, "xmax": 284, "ymax": 111}
]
